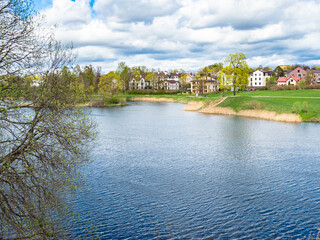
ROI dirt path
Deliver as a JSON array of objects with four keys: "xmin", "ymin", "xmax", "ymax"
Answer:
[{"xmin": 184, "ymin": 97, "xmax": 228, "ymax": 111}]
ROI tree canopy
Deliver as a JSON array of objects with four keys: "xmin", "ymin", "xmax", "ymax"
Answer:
[{"xmin": 219, "ymin": 53, "xmax": 250, "ymax": 96}]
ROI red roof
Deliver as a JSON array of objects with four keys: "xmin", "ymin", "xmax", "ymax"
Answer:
[{"xmin": 277, "ymin": 77, "xmax": 301, "ymax": 83}]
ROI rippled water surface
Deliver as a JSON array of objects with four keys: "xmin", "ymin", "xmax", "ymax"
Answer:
[{"xmin": 71, "ymin": 102, "xmax": 320, "ymax": 239}]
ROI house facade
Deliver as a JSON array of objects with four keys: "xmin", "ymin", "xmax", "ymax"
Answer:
[
  {"xmin": 276, "ymin": 76, "xmax": 301, "ymax": 85},
  {"xmin": 166, "ymin": 80, "xmax": 179, "ymax": 90},
  {"xmin": 129, "ymin": 75, "xmax": 151, "ymax": 90},
  {"xmin": 285, "ymin": 66, "xmax": 308, "ymax": 79},
  {"xmin": 191, "ymin": 80, "xmax": 217, "ymax": 94},
  {"xmin": 249, "ymin": 70, "xmax": 272, "ymax": 87},
  {"xmin": 313, "ymin": 69, "xmax": 320, "ymax": 84}
]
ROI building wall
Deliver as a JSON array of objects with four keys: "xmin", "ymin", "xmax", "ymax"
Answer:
[
  {"xmin": 249, "ymin": 70, "xmax": 271, "ymax": 87},
  {"xmin": 286, "ymin": 67, "xmax": 307, "ymax": 79}
]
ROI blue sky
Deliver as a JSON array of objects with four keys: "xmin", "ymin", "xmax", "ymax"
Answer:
[{"xmin": 35, "ymin": 0, "xmax": 320, "ymax": 72}]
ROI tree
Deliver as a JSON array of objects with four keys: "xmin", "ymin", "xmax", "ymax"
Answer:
[
  {"xmin": 93, "ymin": 66, "xmax": 101, "ymax": 92},
  {"xmin": 98, "ymin": 71, "xmax": 123, "ymax": 97},
  {"xmin": 180, "ymin": 73, "xmax": 189, "ymax": 92},
  {"xmin": 207, "ymin": 63, "xmax": 223, "ymax": 72},
  {"xmin": 132, "ymin": 70, "xmax": 141, "ymax": 89},
  {"xmin": 116, "ymin": 61, "xmax": 131, "ymax": 91},
  {"xmin": 274, "ymin": 66, "xmax": 285, "ymax": 78},
  {"xmin": 219, "ymin": 53, "xmax": 249, "ymax": 96},
  {"xmin": 0, "ymin": 1, "xmax": 95, "ymax": 238},
  {"xmin": 305, "ymin": 69, "xmax": 315, "ymax": 85},
  {"xmin": 78, "ymin": 65, "xmax": 95, "ymax": 91},
  {"xmin": 145, "ymin": 72, "xmax": 156, "ymax": 89}
]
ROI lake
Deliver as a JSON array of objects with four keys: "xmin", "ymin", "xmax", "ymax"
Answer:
[{"xmin": 70, "ymin": 102, "xmax": 320, "ymax": 239}]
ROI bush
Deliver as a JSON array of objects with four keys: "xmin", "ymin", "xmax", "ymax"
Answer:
[
  {"xmin": 304, "ymin": 84, "xmax": 320, "ymax": 89},
  {"xmin": 105, "ymin": 95, "xmax": 126, "ymax": 105}
]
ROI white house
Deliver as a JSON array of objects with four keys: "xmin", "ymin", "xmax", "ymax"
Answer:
[
  {"xmin": 249, "ymin": 70, "xmax": 272, "ymax": 88},
  {"xmin": 276, "ymin": 76, "xmax": 301, "ymax": 86}
]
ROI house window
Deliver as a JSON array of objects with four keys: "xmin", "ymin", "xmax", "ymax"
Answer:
[
  {"xmin": 298, "ymin": 70, "xmax": 300, "ymax": 73},
  {"xmin": 255, "ymin": 78, "xmax": 257, "ymax": 80},
  {"xmin": 259, "ymin": 82, "xmax": 261, "ymax": 85},
  {"xmin": 297, "ymin": 74, "xmax": 301, "ymax": 77},
  {"xmin": 259, "ymin": 78, "xmax": 261, "ymax": 80},
  {"xmin": 255, "ymin": 82, "xmax": 257, "ymax": 85}
]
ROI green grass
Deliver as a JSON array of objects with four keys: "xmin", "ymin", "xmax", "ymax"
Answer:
[
  {"xmin": 236, "ymin": 89, "xmax": 320, "ymax": 97},
  {"xmin": 218, "ymin": 96, "xmax": 320, "ymax": 121}
]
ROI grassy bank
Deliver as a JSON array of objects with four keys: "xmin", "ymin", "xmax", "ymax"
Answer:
[
  {"xmin": 217, "ymin": 96, "xmax": 320, "ymax": 121},
  {"xmin": 127, "ymin": 89, "xmax": 320, "ymax": 122}
]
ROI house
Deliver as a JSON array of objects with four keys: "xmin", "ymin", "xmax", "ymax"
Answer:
[
  {"xmin": 129, "ymin": 75, "xmax": 151, "ymax": 90},
  {"xmin": 285, "ymin": 66, "xmax": 309, "ymax": 79},
  {"xmin": 191, "ymin": 80, "xmax": 217, "ymax": 94},
  {"xmin": 312, "ymin": 69, "xmax": 320, "ymax": 84},
  {"xmin": 166, "ymin": 80, "xmax": 179, "ymax": 90},
  {"xmin": 249, "ymin": 69, "xmax": 272, "ymax": 88},
  {"xmin": 276, "ymin": 76, "xmax": 301, "ymax": 85},
  {"xmin": 167, "ymin": 73, "xmax": 181, "ymax": 82}
]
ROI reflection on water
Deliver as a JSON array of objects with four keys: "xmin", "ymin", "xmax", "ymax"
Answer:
[{"xmin": 71, "ymin": 102, "xmax": 320, "ymax": 239}]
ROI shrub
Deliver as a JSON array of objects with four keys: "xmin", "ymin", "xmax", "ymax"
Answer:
[{"xmin": 105, "ymin": 95, "xmax": 126, "ymax": 105}]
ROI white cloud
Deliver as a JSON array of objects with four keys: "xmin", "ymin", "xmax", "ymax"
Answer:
[
  {"xmin": 38, "ymin": 0, "xmax": 320, "ymax": 71},
  {"xmin": 42, "ymin": 0, "xmax": 92, "ymax": 26}
]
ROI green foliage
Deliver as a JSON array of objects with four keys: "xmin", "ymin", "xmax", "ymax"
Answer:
[
  {"xmin": 274, "ymin": 66, "xmax": 285, "ymax": 78},
  {"xmin": 220, "ymin": 53, "xmax": 250, "ymax": 96},
  {"xmin": 207, "ymin": 62, "xmax": 223, "ymax": 72},
  {"xmin": 98, "ymin": 71, "xmax": 123, "ymax": 97},
  {"xmin": 115, "ymin": 62, "xmax": 130, "ymax": 90}
]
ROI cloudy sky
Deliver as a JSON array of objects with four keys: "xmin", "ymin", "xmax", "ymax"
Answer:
[{"xmin": 34, "ymin": 0, "xmax": 320, "ymax": 72}]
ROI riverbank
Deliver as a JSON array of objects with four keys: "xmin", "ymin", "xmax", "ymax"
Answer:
[{"xmin": 129, "ymin": 92, "xmax": 320, "ymax": 123}]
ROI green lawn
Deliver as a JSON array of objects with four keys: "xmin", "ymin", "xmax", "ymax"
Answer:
[
  {"xmin": 236, "ymin": 89, "xmax": 320, "ymax": 97},
  {"xmin": 218, "ymin": 96, "xmax": 320, "ymax": 121}
]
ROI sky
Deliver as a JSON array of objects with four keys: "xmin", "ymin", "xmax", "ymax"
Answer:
[{"xmin": 34, "ymin": 0, "xmax": 320, "ymax": 72}]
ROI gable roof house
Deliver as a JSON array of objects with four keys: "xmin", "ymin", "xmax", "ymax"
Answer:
[
  {"xmin": 276, "ymin": 76, "xmax": 301, "ymax": 85},
  {"xmin": 285, "ymin": 66, "xmax": 309, "ymax": 79}
]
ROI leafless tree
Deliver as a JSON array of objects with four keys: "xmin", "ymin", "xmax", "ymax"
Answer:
[{"xmin": 0, "ymin": 1, "xmax": 96, "ymax": 239}]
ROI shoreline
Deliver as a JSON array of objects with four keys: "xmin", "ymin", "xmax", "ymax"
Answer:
[
  {"xmin": 130, "ymin": 97, "xmax": 175, "ymax": 103},
  {"xmin": 131, "ymin": 96, "xmax": 303, "ymax": 123}
]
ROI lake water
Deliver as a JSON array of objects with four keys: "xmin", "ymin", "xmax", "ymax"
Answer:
[{"xmin": 71, "ymin": 102, "xmax": 320, "ymax": 239}]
